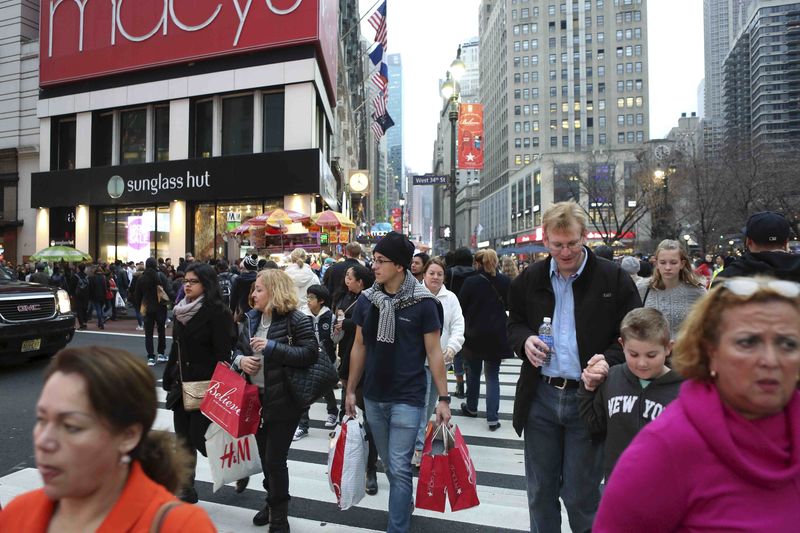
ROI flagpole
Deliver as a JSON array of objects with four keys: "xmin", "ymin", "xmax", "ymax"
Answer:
[{"xmin": 339, "ymin": 0, "xmax": 384, "ymax": 43}]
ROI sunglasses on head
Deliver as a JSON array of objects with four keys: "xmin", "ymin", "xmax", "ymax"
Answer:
[{"xmin": 719, "ymin": 278, "xmax": 800, "ymax": 298}]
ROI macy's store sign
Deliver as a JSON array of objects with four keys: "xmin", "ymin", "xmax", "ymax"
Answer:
[{"xmin": 40, "ymin": 0, "xmax": 338, "ymax": 101}]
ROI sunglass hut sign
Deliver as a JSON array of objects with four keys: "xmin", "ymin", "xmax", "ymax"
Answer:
[
  {"xmin": 41, "ymin": 0, "xmax": 327, "ymax": 86},
  {"xmin": 107, "ymin": 171, "xmax": 211, "ymax": 200}
]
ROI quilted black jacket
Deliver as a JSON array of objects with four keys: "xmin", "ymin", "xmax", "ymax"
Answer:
[{"xmin": 234, "ymin": 309, "xmax": 319, "ymax": 422}]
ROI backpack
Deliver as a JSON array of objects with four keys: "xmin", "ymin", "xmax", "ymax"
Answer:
[
  {"xmin": 76, "ymin": 274, "xmax": 89, "ymax": 298},
  {"xmin": 218, "ymin": 272, "xmax": 234, "ymax": 306}
]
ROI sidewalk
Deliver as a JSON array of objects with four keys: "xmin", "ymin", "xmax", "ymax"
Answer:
[{"xmin": 77, "ymin": 307, "xmax": 172, "ymax": 337}]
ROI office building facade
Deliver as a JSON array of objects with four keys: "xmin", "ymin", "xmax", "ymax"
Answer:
[{"xmin": 478, "ymin": 0, "xmax": 650, "ymax": 245}]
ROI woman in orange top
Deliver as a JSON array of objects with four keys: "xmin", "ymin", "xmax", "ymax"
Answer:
[{"xmin": 0, "ymin": 346, "xmax": 216, "ymax": 532}]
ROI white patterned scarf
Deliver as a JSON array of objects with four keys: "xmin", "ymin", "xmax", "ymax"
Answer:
[{"xmin": 363, "ymin": 271, "xmax": 436, "ymax": 343}]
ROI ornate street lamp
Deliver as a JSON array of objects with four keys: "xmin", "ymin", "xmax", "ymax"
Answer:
[{"xmin": 440, "ymin": 46, "xmax": 465, "ymax": 252}]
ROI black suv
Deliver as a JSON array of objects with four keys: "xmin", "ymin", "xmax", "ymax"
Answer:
[{"xmin": 0, "ymin": 266, "xmax": 75, "ymax": 362}]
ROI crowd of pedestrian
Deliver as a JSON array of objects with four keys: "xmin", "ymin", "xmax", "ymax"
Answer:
[{"xmin": 1, "ymin": 204, "xmax": 798, "ymax": 532}]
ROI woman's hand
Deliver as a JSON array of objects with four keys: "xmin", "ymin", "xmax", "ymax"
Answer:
[
  {"xmin": 250, "ymin": 337, "xmax": 268, "ymax": 354},
  {"xmin": 240, "ymin": 356, "xmax": 263, "ymax": 376},
  {"xmin": 443, "ymin": 347, "xmax": 456, "ymax": 364}
]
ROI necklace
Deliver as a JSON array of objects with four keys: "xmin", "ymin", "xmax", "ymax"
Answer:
[{"xmin": 260, "ymin": 312, "xmax": 271, "ymax": 329}]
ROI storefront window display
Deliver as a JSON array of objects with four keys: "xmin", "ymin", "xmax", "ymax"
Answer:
[
  {"xmin": 120, "ymin": 109, "xmax": 147, "ymax": 165},
  {"xmin": 97, "ymin": 205, "xmax": 169, "ymax": 263},
  {"xmin": 193, "ymin": 201, "xmax": 282, "ymax": 261}
]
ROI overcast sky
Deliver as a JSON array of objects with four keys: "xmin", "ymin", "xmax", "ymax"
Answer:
[{"xmin": 359, "ymin": 0, "xmax": 705, "ymax": 174}]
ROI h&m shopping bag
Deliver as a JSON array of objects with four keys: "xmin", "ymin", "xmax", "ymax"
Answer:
[
  {"xmin": 415, "ymin": 423, "xmax": 454, "ymax": 512},
  {"xmin": 445, "ymin": 425, "xmax": 480, "ymax": 511},
  {"xmin": 328, "ymin": 417, "xmax": 368, "ymax": 510},
  {"xmin": 200, "ymin": 362, "xmax": 261, "ymax": 437},
  {"xmin": 204, "ymin": 422, "xmax": 261, "ymax": 492}
]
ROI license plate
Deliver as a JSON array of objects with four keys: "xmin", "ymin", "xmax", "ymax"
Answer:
[{"xmin": 21, "ymin": 339, "xmax": 42, "ymax": 352}]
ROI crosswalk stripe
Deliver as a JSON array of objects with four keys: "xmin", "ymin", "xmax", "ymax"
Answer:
[{"xmin": 1, "ymin": 359, "xmax": 577, "ymax": 532}]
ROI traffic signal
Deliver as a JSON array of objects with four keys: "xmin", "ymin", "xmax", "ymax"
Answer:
[{"xmin": 440, "ymin": 225, "xmax": 452, "ymax": 239}]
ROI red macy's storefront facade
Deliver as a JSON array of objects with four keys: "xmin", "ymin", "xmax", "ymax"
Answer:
[{"xmin": 30, "ymin": 0, "xmax": 340, "ymax": 263}]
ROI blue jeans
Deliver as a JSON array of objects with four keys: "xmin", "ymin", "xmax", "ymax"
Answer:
[
  {"xmin": 364, "ymin": 399, "xmax": 424, "ymax": 533},
  {"xmin": 465, "ymin": 358, "xmax": 500, "ymax": 424},
  {"xmin": 92, "ymin": 302, "xmax": 105, "ymax": 327},
  {"xmin": 524, "ymin": 381, "xmax": 603, "ymax": 533},
  {"xmin": 415, "ymin": 367, "xmax": 439, "ymax": 451}
]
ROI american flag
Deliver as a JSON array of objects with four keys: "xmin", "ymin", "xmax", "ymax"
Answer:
[
  {"xmin": 372, "ymin": 92, "xmax": 387, "ymax": 119},
  {"xmin": 371, "ymin": 121, "xmax": 384, "ymax": 141},
  {"xmin": 371, "ymin": 62, "xmax": 389, "ymax": 92},
  {"xmin": 368, "ymin": 1, "xmax": 386, "ymax": 33},
  {"xmin": 369, "ymin": 1, "xmax": 387, "ymax": 50}
]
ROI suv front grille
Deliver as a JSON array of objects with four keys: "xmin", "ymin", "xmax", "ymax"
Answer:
[{"xmin": 0, "ymin": 296, "xmax": 57, "ymax": 322}]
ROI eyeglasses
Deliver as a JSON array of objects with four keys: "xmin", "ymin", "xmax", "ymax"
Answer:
[
  {"xmin": 373, "ymin": 258, "xmax": 394, "ymax": 266},
  {"xmin": 719, "ymin": 278, "xmax": 800, "ymax": 298},
  {"xmin": 307, "ymin": 294, "xmax": 318, "ymax": 300},
  {"xmin": 183, "ymin": 279, "xmax": 201, "ymax": 286},
  {"xmin": 548, "ymin": 241, "xmax": 583, "ymax": 252}
]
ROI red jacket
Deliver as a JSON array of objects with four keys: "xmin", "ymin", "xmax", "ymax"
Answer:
[{"xmin": 0, "ymin": 461, "xmax": 216, "ymax": 532}]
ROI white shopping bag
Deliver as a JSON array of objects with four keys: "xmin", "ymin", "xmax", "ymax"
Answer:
[
  {"xmin": 205, "ymin": 422, "xmax": 262, "ymax": 492},
  {"xmin": 327, "ymin": 417, "xmax": 368, "ymax": 510}
]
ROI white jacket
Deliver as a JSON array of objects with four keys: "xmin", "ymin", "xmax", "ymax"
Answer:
[
  {"xmin": 285, "ymin": 262, "xmax": 319, "ymax": 311},
  {"xmin": 426, "ymin": 283, "xmax": 465, "ymax": 355}
]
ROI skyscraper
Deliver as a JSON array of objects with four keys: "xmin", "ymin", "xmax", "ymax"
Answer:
[
  {"xmin": 387, "ymin": 53, "xmax": 403, "ymax": 203},
  {"xmin": 703, "ymin": 0, "xmax": 754, "ymax": 154},
  {"xmin": 478, "ymin": 0, "xmax": 650, "ymax": 244}
]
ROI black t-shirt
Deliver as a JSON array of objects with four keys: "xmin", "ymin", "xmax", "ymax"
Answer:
[{"xmin": 352, "ymin": 293, "xmax": 441, "ymax": 407}]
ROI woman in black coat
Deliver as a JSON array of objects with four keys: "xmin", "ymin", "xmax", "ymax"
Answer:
[
  {"xmin": 162, "ymin": 262, "xmax": 235, "ymax": 504},
  {"xmin": 232, "ymin": 268, "xmax": 318, "ymax": 531},
  {"xmin": 458, "ymin": 249, "xmax": 512, "ymax": 431},
  {"xmin": 88, "ymin": 266, "xmax": 108, "ymax": 329}
]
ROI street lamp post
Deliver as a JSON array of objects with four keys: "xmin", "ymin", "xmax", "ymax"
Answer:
[
  {"xmin": 440, "ymin": 47, "xmax": 466, "ymax": 252},
  {"xmin": 398, "ymin": 198, "xmax": 405, "ymax": 236}
]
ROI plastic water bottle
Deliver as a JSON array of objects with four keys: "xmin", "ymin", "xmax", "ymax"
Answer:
[{"xmin": 539, "ymin": 317, "xmax": 555, "ymax": 365}]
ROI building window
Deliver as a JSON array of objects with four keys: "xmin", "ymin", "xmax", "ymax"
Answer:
[
  {"xmin": 97, "ymin": 205, "xmax": 170, "ymax": 263},
  {"xmin": 618, "ymin": 132, "xmax": 625, "ymax": 143},
  {"xmin": 120, "ymin": 108, "xmax": 146, "ymax": 165},
  {"xmin": 154, "ymin": 105, "xmax": 169, "ymax": 162},
  {"xmin": 91, "ymin": 112, "xmax": 113, "ymax": 167},
  {"xmin": 599, "ymin": 116, "xmax": 606, "ymax": 128},
  {"xmin": 192, "ymin": 99, "xmax": 213, "ymax": 158},
  {"xmin": 51, "ymin": 116, "xmax": 76, "ymax": 171},
  {"xmin": 599, "ymin": 133, "xmax": 606, "ymax": 144},
  {"xmin": 222, "ymin": 95, "xmax": 254, "ymax": 156}
]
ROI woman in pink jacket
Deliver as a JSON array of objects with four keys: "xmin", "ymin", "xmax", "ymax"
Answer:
[{"xmin": 594, "ymin": 277, "xmax": 800, "ymax": 532}]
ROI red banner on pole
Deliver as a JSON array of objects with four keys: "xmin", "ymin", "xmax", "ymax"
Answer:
[
  {"xmin": 457, "ymin": 104, "xmax": 484, "ymax": 170},
  {"xmin": 390, "ymin": 208, "xmax": 402, "ymax": 232}
]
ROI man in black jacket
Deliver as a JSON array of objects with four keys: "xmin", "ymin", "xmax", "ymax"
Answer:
[
  {"xmin": 714, "ymin": 211, "xmax": 799, "ymax": 283},
  {"xmin": 322, "ymin": 242, "xmax": 362, "ymax": 302},
  {"xmin": 507, "ymin": 201, "xmax": 641, "ymax": 533},
  {"xmin": 229, "ymin": 254, "xmax": 259, "ymax": 317}
]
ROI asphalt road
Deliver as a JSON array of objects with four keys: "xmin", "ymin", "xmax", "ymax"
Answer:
[{"xmin": 0, "ymin": 331, "xmax": 169, "ymax": 478}]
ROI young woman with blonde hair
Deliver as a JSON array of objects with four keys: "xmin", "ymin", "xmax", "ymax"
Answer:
[{"xmin": 637, "ymin": 239, "xmax": 706, "ymax": 340}]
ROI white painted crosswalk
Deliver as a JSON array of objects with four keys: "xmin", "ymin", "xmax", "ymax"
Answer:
[{"xmin": 0, "ymin": 359, "xmax": 573, "ymax": 532}]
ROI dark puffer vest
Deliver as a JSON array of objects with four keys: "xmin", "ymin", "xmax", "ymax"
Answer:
[{"xmin": 235, "ymin": 309, "xmax": 319, "ymax": 422}]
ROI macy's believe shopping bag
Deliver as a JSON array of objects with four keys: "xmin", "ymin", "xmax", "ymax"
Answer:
[
  {"xmin": 200, "ymin": 362, "xmax": 261, "ymax": 437},
  {"xmin": 445, "ymin": 425, "xmax": 480, "ymax": 511},
  {"xmin": 204, "ymin": 422, "xmax": 261, "ymax": 492},
  {"xmin": 328, "ymin": 417, "xmax": 368, "ymax": 510},
  {"xmin": 415, "ymin": 423, "xmax": 454, "ymax": 513}
]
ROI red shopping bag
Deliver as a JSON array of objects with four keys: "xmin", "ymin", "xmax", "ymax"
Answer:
[
  {"xmin": 445, "ymin": 425, "xmax": 480, "ymax": 511},
  {"xmin": 200, "ymin": 362, "xmax": 261, "ymax": 437},
  {"xmin": 415, "ymin": 423, "xmax": 453, "ymax": 512}
]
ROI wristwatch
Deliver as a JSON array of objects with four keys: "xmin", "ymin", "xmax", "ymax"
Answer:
[{"xmin": 438, "ymin": 395, "xmax": 451, "ymax": 404}]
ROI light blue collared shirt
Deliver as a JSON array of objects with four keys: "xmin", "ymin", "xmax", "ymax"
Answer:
[{"xmin": 542, "ymin": 249, "xmax": 589, "ymax": 381}]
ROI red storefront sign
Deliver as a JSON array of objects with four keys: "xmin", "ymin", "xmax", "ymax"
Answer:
[
  {"xmin": 457, "ymin": 104, "xmax": 484, "ymax": 170},
  {"xmin": 516, "ymin": 227, "xmax": 543, "ymax": 244},
  {"xmin": 39, "ymin": 0, "xmax": 338, "ymax": 103}
]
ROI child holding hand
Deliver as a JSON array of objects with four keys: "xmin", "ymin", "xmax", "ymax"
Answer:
[{"xmin": 577, "ymin": 307, "xmax": 683, "ymax": 481}]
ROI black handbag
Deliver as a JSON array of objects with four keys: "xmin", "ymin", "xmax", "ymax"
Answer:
[{"xmin": 283, "ymin": 312, "xmax": 339, "ymax": 408}]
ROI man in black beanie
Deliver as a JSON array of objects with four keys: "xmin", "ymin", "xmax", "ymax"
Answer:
[
  {"xmin": 230, "ymin": 254, "xmax": 259, "ymax": 318},
  {"xmin": 345, "ymin": 232, "xmax": 452, "ymax": 532}
]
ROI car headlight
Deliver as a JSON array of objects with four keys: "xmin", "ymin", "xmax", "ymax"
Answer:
[{"xmin": 57, "ymin": 290, "xmax": 71, "ymax": 314}]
